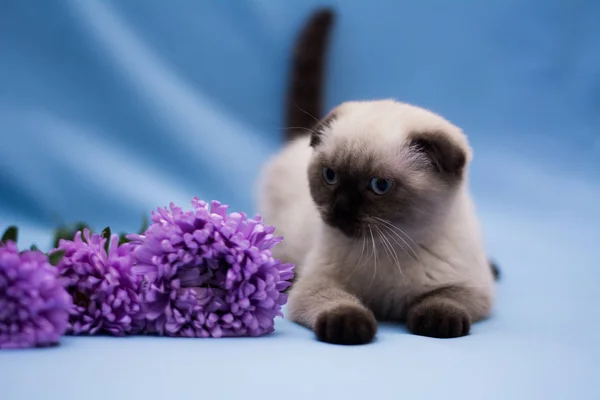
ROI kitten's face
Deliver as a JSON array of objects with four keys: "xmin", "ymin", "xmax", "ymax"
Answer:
[{"xmin": 307, "ymin": 100, "xmax": 471, "ymax": 238}]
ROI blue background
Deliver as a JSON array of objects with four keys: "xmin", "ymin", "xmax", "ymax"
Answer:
[{"xmin": 1, "ymin": 1, "xmax": 599, "ymax": 399}]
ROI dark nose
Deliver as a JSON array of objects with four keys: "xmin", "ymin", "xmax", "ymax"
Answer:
[
  {"xmin": 333, "ymin": 196, "xmax": 353, "ymax": 221},
  {"xmin": 330, "ymin": 194, "xmax": 361, "ymax": 236}
]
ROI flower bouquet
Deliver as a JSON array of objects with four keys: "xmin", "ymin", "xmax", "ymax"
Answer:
[{"xmin": 0, "ymin": 198, "xmax": 294, "ymax": 349}]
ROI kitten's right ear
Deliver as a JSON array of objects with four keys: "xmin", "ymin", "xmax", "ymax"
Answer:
[
  {"xmin": 310, "ymin": 110, "xmax": 337, "ymax": 147},
  {"xmin": 409, "ymin": 131, "xmax": 468, "ymax": 177}
]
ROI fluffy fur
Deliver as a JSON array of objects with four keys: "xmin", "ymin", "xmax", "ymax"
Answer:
[{"xmin": 256, "ymin": 9, "xmax": 495, "ymax": 344}]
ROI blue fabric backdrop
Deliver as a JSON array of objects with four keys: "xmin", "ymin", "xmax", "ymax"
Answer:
[{"xmin": 1, "ymin": 1, "xmax": 598, "ymax": 399}]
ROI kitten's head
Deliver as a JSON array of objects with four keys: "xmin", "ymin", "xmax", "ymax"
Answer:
[{"xmin": 307, "ymin": 99, "xmax": 472, "ymax": 238}]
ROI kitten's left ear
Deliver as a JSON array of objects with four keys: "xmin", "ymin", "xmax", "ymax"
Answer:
[
  {"xmin": 309, "ymin": 109, "xmax": 338, "ymax": 147},
  {"xmin": 409, "ymin": 131, "xmax": 469, "ymax": 177}
]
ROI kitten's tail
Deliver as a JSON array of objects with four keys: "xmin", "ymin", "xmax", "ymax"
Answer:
[
  {"xmin": 490, "ymin": 260, "xmax": 501, "ymax": 281},
  {"xmin": 284, "ymin": 8, "xmax": 335, "ymax": 142}
]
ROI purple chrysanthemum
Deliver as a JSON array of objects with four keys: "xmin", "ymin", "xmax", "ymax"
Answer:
[
  {"xmin": 128, "ymin": 198, "xmax": 294, "ymax": 338},
  {"xmin": 52, "ymin": 229, "xmax": 144, "ymax": 336},
  {"xmin": 0, "ymin": 241, "xmax": 71, "ymax": 349}
]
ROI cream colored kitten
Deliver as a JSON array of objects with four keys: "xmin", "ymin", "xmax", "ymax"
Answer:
[{"xmin": 256, "ymin": 9, "xmax": 496, "ymax": 344}]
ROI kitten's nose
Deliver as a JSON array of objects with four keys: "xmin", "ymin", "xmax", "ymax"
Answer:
[
  {"xmin": 333, "ymin": 196, "xmax": 353, "ymax": 220},
  {"xmin": 330, "ymin": 195, "xmax": 360, "ymax": 236}
]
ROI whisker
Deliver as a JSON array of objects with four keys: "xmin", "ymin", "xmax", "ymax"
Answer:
[
  {"xmin": 346, "ymin": 228, "xmax": 367, "ymax": 283},
  {"xmin": 376, "ymin": 217, "xmax": 419, "ymax": 248},
  {"xmin": 378, "ymin": 222, "xmax": 423, "ymax": 267},
  {"xmin": 282, "ymin": 126, "xmax": 320, "ymax": 135},
  {"xmin": 381, "ymin": 225, "xmax": 421, "ymax": 264},
  {"xmin": 294, "ymin": 102, "xmax": 322, "ymax": 126},
  {"xmin": 374, "ymin": 217, "xmax": 422, "ymax": 265},
  {"xmin": 374, "ymin": 225, "xmax": 406, "ymax": 284},
  {"xmin": 372, "ymin": 226, "xmax": 389, "ymax": 284},
  {"xmin": 356, "ymin": 228, "xmax": 367, "ymax": 268},
  {"xmin": 367, "ymin": 225, "xmax": 378, "ymax": 291}
]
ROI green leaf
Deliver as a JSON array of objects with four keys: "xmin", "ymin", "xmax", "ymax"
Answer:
[
  {"xmin": 138, "ymin": 215, "xmax": 149, "ymax": 234},
  {"xmin": 1, "ymin": 226, "xmax": 18, "ymax": 243},
  {"xmin": 101, "ymin": 226, "xmax": 111, "ymax": 239},
  {"xmin": 48, "ymin": 250, "xmax": 65, "ymax": 266},
  {"xmin": 52, "ymin": 230, "xmax": 66, "ymax": 248},
  {"xmin": 74, "ymin": 222, "xmax": 89, "ymax": 232},
  {"xmin": 118, "ymin": 233, "xmax": 129, "ymax": 245},
  {"xmin": 29, "ymin": 244, "xmax": 39, "ymax": 251},
  {"xmin": 101, "ymin": 227, "xmax": 111, "ymax": 252},
  {"xmin": 52, "ymin": 222, "xmax": 90, "ymax": 247}
]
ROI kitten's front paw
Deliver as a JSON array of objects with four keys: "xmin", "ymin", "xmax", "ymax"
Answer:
[
  {"xmin": 407, "ymin": 299, "xmax": 471, "ymax": 339},
  {"xmin": 314, "ymin": 304, "xmax": 377, "ymax": 345}
]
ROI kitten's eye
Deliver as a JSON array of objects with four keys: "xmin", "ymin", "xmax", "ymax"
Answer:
[
  {"xmin": 369, "ymin": 177, "xmax": 393, "ymax": 195},
  {"xmin": 322, "ymin": 167, "xmax": 338, "ymax": 185}
]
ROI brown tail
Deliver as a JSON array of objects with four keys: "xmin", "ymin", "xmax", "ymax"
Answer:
[
  {"xmin": 490, "ymin": 260, "xmax": 501, "ymax": 281},
  {"xmin": 284, "ymin": 8, "xmax": 335, "ymax": 142}
]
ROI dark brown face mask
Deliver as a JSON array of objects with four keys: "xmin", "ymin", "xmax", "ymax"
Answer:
[
  {"xmin": 323, "ymin": 175, "xmax": 366, "ymax": 237},
  {"xmin": 307, "ymin": 128, "xmax": 467, "ymax": 238}
]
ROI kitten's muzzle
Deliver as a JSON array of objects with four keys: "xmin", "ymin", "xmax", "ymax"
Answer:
[{"xmin": 326, "ymin": 195, "xmax": 362, "ymax": 237}]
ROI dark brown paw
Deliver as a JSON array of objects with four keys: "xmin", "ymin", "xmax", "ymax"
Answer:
[
  {"xmin": 314, "ymin": 304, "xmax": 377, "ymax": 345},
  {"xmin": 407, "ymin": 299, "xmax": 471, "ymax": 339}
]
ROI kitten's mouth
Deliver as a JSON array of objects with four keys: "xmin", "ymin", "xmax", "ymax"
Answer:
[
  {"xmin": 337, "ymin": 225, "xmax": 361, "ymax": 237},
  {"xmin": 322, "ymin": 216, "xmax": 363, "ymax": 238}
]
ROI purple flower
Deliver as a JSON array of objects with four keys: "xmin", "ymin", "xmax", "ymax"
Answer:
[
  {"xmin": 128, "ymin": 198, "xmax": 294, "ymax": 338},
  {"xmin": 0, "ymin": 241, "xmax": 71, "ymax": 349},
  {"xmin": 52, "ymin": 229, "xmax": 144, "ymax": 336}
]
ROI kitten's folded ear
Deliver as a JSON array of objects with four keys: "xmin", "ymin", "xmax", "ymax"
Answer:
[
  {"xmin": 409, "ymin": 131, "xmax": 468, "ymax": 177},
  {"xmin": 309, "ymin": 109, "xmax": 338, "ymax": 147}
]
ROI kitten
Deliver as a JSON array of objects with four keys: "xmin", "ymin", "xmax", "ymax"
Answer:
[{"xmin": 257, "ymin": 9, "xmax": 497, "ymax": 344}]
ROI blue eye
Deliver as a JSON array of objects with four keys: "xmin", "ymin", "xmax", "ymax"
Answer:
[
  {"xmin": 322, "ymin": 167, "xmax": 338, "ymax": 184},
  {"xmin": 369, "ymin": 177, "xmax": 393, "ymax": 195}
]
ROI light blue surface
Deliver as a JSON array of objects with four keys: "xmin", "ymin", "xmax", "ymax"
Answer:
[{"xmin": 1, "ymin": 1, "xmax": 599, "ymax": 399}]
